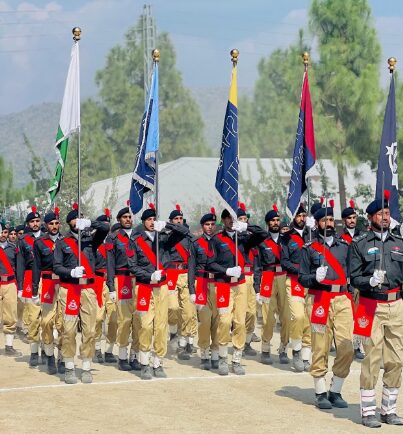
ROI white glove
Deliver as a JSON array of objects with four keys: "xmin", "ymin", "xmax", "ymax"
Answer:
[
  {"xmin": 256, "ymin": 293, "xmax": 262, "ymax": 305},
  {"xmin": 70, "ymin": 266, "xmax": 85, "ymax": 278},
  {"xmin": 232, "ymin": 221, "xmax": 248, "ymax": 233},
  {"xmin": 32, "ymin": 295, "xmax": 40, "ymax": 306},
  {"xmin": 370, "ymin": 270, "xmax": 385, "ymax": 287},
  {"xmin": 76, "ymin": 218, "xmax": 91, "ymax": 230},
  {"xmin": 190, "ymin": 294, "xmax": 196, "ymax": 304},
  {"xmin": 17, "ymin": 290, "xmax": 24, "ymax": 302},
  {"xmin": 226, "ymin": 266, "xmax": 242, "ymax": 278},
  {"xmin": 154, "ymin": 220, "xmax": 166, "ymax": 232},
  {"xmin": 109, "ymin": 291, "xmax": 117, "ymax": 303},
  {"xmin": 315, "ymin": 265, "xmax": 328, "ymax": 283},
  {"xmin": 151, "ymin": 270, "xmax": 162, "ymax": 283},
  {"xmin": 390, "ymin": 218, "xmax": 399, "ymax": 230},
  {"xmin": 305, "ymin": 216, "xmax": 316, "ymax": 229}
]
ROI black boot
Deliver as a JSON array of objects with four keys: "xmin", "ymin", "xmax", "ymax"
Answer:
[
  {"xmin": 47, "ymin": 355, "xmax": 57, "ymax": 375},
  {"xmin": 118, "ymin": 359, "xmax": 132, "ymax": 371},
  {"xmin": 29, "ymin": 352, "xmax": 39, "ymax": 367}
]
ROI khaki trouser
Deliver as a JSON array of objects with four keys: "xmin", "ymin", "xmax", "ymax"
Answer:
[
  {"xmin": 59, "ymin": 286, "xmax": 97, "ymax": 359},
  {"xmin": 137, "ymin": 284, "xmax": 168, "ymax": 358},
  {"xmin": 17, "ymin": 298, "xmax": 28, "ymax": 331},
  {"xmin": 41, "ymin": 284, "xmax": 59, "ymax": 346},
  {"xmin": 211, "ymin": 282, "xmax": 248, "ymax": 351},
  {"xmin": 177, "ymin": 273, "xmax": 197, "ymax": 337},
  {"xmin": 261, "ymin": 274, "xmax": 288, "ymax": 351},
  {"xmin": 95, "ymin": 281, "xmax": 118, "ymax": 345},
  {"xmin": 197, "ymin": 283, "xmax": 217, "ymax": 351},
  {"xmin": 245, "ymin": 274, "xmax": 256, "ymax": 335},
  {"xmin": 0, "ymin": 282, "xmax": 17, "ymax": 335},
  {"xmin": 286, "ymin": 277, "xmax": 311, "ymax": 348},
  {"xmin": 310, "ymin": 294, "xmax": 354, "ymax": 379},
  {"xmin": 168, "ymin": 287, "xmax": 180, "ymax": 330},
  {"xmin": 116, "ymin": 277, "xmax": 139, "ymax": 353},
  {"xmin": 360, "ymin": 299, "xmax": 403, "ymax": 389}
]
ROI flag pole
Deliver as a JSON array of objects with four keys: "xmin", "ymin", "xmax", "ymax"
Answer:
[
  {"xmin": 302, "ymin": 52, "xmax": 313, "ymax": 242},
  {"xmin": 152, "ymin": 48, "xmax": 160, "ymax": 270},
  {"xmin": 72, "ymin": 27, "xmax": 82, "ymax": 266},
  {"xmin": 231, "ymin": 48, "xmax": 240, "ymax": 267}
]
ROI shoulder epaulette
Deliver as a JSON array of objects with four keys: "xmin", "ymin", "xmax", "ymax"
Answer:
[{"xmin": 353, "ymin": 232, "xmax": 368, "ymax": 243}]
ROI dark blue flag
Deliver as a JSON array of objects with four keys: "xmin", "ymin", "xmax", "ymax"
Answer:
[
  {"xmin": 287, "ymin": 71, "xmax": 316, "ymax": 218},
  {"xmin": 376, "ymin": 73, "xmax": 399, "ymax": 221},
  {"xmin": 215, "ymin": 65, "xmax": 239, "ymax": 214},
  {"xmin": 130, "ymin": 63, "xmax": 159, "ymax": 215}
]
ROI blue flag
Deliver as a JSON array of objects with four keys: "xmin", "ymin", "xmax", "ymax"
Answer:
[
  {"xmin": 215, "ymin": 65, "xmax": 239, "ymax": 214},
  {"xmin": 130, "ymin": 63, "xmax": 159, "ymax": 215},
  {"xmin": 287, "ymin": 71, "xmax": 316, "ymax": 218},
  {"xmin": 376, "ymin": 73, "xmax": 399, "ymax": 221}
]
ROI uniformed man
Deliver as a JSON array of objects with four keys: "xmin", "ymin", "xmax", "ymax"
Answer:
[
  {"xmin": 350, "ymin": 194, "xmax": 403, "ymax": 427},
  {"xmin": 16, "ymin": 225, "xmax": 25, "ymax": 239},
  {"xmin": 128, "ymin": 204, "xmax": 189, "ymax": 380},
  {"xmin": 299, "ymin": 203, "xmax": 354, "ymax": 410},
  {"xmin": 8, "ymin": 227, "xmax": 17, "ymax": 244},
  {"xmin": 166, "ymin": 204, "xmax": 196, "ymax": 360},
  {"xmin": 0, "ymin": 225, "xmax": 22, "ymax": 356},
  {"xmin": 255, "ymin": 205, "xmax": 289, "ymax": 365},
  {"xmin": 207, "ymin": 209, "xmax": 266, "ymax": 375},
  {"xmin": 188, "ymin": 208, "xmax": 217, "ymax": 369},
  {"xmin": 16, "ymin": 206, "xmax": 44, "ymax": 367},
  {"xmin": 106, "ymin": 204, "xmax": 139, "ymax": 371},
  {"xmin": 32, "ymin": 208, "xmax": 63, "ymax": 375},
  {"xmin": 93, "ymin": 209, "xmax": 118, "ymax": 366},
  {"xmin": 53, "ymin": 204, "xmax": 109, "ymax": 384},
  {"xmin": 236, "ymin": 203, "xmax": 260, "ymax": 356},
  {"xmin": 340, "ymin": 200, "xmax": 365, "ymax": 361},
  {"xmin": 281, "ymin": 203, "xmax": 312, "ymax": 372}
]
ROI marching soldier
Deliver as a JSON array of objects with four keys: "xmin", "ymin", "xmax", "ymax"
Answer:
[
  {"xmin": 206, "ymin": 209, "xmax": 266, "ymax": 375},
  {"xmin": 16, "ymin": 206, "xmax": 44, "ymax": 367},
  {"xmin": 340, "ymin": 200, "xmax": 365, "ymax": 360},
  {"xmin": 93, "ymin": 209, "xmax": 118, "ymax": 365},
  {"xmin": 32, "ymin": 208, "xmax": 63, "ymax": 375},
  {"xmin": 106, "ymin": 204, "xmax": 139, "ymax": 371},
  {"xmin": 255, "ymin": 205, "xmax": 289, "ymax": 365},
  {"xmin": 0, "ymin": 225, "xmax": 22, "ymax": 356},
  {"xmin": 236, "ymin": 203, "xmax": 260, "ymax": 356},
  {"xmin": 8, "ymin": 227, "xmax": 17, "ymax": 244},
  {"xmin": 350, "ymin": 194, "xmax": 403, "ymax": 427},
  {"xmin": 188, "ymin": 208, "xmax": 217, "ymax": 369},
  {"xmin": 299, "ymin": 202, "xmax": 354, "ymax": 410},
  {"xmin": 281, "ymin": 203, "xmax": 312, "ymax": 372},
  {"xmin": 53, "ymin": 204, "xmax": 109, "ymax": 384},
  {"xmin": 128, "ymin": 204, "xmax": 189, "ymax": 380},
  {"xmin": 16, "ymin": 225, "xmax": 25, "ymax": 239},
  {"xmin": 166, "ymin": 204, "xmax": 196, "ymax": 360}
]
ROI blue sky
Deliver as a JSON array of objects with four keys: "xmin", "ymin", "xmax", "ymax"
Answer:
[{"xmin": 0, "ymin": 0, "xmax": 402, "ymax": 114}]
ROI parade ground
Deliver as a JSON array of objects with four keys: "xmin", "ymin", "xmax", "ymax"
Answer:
[{"xmin": 0, "ymin": 325, "xmax": 400, "ymax": 434}]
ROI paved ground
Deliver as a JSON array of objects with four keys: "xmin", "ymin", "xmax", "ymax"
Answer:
[{"xmin": 0, "ymin": 326, "xmax": 401, "ymax": 434}]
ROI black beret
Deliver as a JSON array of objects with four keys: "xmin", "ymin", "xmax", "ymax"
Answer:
[
  {"xmin": 221, "ymin": 209, "xmax": 231, "ymax": 220},
  {"xmin": 26, "ymin": 206, "xmax": 40, "ymax": 223},
  {"xmin": 295, "ymin": 203, "xmax": 307, "ymax": 215},
  {"xmin": 236, "ymin": 202, "xmax": 247, "ymax": 218},
  {"xmin": 200, "ymin": 208, "xmax": 217, "ymax": 225},
  {"xmin": 341, "ymin": 200, "xmax": 357, "ymax": 219},
  {"xmin": 314, "ymin": 206, "xmax": 334, "ymax": 221},
  {"xmin": 15, "ymin": 224, "xmax": 25, "ymax": 233},
  {"xmin": 169, "ymin": 204, "xmax": 184, "ymax": 220},
  {"xmin": 141, "ymin": 204, "xmax": 156, "ymax": 221},
  {"xmin": 366, "ymin": 198, "xmax": 389, "ymax": 216},
  {"xmin": 116, "ymin": 207, "xmax": 130, "ymax": 220},
  {"xmin": 44, "ymin": 212, "xmax": 59, "ymax": 224},
  {"xmin": 265, "ymin": 205, "xmax": 280, "ymax": 222}
]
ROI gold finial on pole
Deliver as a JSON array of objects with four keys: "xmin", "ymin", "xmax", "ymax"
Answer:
[
  {"xmin": 230, "ymin": 48, "xmax": 239, "ymax": 65},
  {"xmin": 72, "ymin": 27, "xmax": 81, "ymax": 41},
  {"xmin": 302, "ymin": 52, "xmax": 309, "ymax": 71},
  {"xmin": 152, "ymin": 49, "xmax": 160, "ymax": 62},
  {"xmin": 388, "ymin": 57, "xmax": 397, "ymax": 73}
]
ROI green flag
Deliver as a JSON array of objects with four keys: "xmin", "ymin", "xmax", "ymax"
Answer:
[{"xmin": 48, "ymin": 41, "xmax": 80, "ymax": 202}]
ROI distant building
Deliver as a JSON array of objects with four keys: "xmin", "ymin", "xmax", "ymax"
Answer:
[{"xmin": 85, "ymin": 157, "xmax": 376, "ymax": 223}]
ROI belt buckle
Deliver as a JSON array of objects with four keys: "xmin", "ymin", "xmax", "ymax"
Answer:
[
  {"xmin": 331, "ymin": 285, "xmax": 340, "ymax": 293},
  {"xmin": 388, "ymin": 292, "xmax": 397, "ymax": 301},
  {"xmin": 275, "ymin": 266, "xmax": 282, "ymax": 272},
  {"xmin": 244, "ymin": 266, "xmax": 251, "ymax": 273},
  {"xmin": 230, "ymin": 277, "xmax": 238, "ymax": 283},
  {"xmin": 79, "ymin": 277, "xmax": 88, "ymax": 285}
]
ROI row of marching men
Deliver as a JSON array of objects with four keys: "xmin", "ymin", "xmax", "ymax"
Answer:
[{"xmin": 0, "ymin": 194, "xmax": 402, "ymax": 428}]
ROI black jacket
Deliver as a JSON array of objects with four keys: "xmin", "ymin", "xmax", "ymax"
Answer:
[
  {"xmin": 188, "ymin": 234, "xmax": 212, "ymax": 295},
  {"xmin": 53, "ymin": 221, "xmax": 109, "ymax": 283},
  {"xmin": 16, "ymin": 231, "xmax": 44, "ymax": 291},
  {"xmin": 207, "ymin": 225, "xmax": 267, "ymax": 283},
  {"xmin": 0, "ymin": 242, "xmax": 17, "ymax": 274},
  {"xmin": 32, "ymin": 233, "xmax": 63, "ymax": 296},
  {"xmin": 281, "ymin": 229, "xmax": 310, "ymax": 275},
  {"xmin": 127, "ymin": 223, "xmax": 189, "ymax": 284},
  {"xmin": 298, "ymin": 235, "xmax": 349, "ymax": 291},
  {"xmin": 350, "ymin": 230, "xmax": 403, "ymax": 295}
]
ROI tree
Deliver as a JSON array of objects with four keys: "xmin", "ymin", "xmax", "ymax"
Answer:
[
  {"xmin": 80, "ymin": 23, "xmax": 210, "ymax": 185},
  {"xmin": 309, "ymin": 0, "xmax": 381, "ymax": 208}
]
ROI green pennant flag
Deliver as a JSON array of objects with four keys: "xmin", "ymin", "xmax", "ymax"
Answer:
[{"xmin": 48, "ymin": 41, "xmax": 80, "ymax": 203}]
